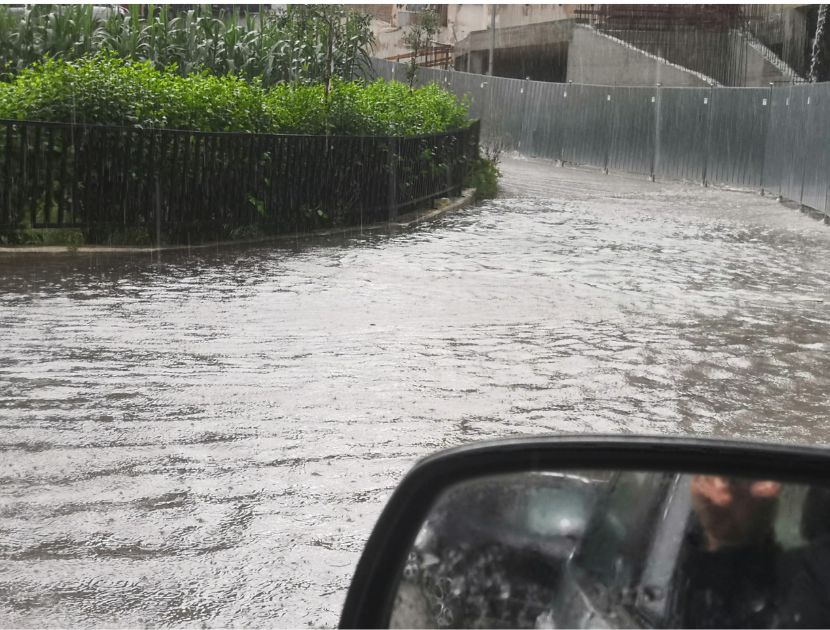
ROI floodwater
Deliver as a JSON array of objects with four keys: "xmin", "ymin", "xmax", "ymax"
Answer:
[{"xmin": 2, "ymin": 157, "xmax": 830, "ymax": 627}]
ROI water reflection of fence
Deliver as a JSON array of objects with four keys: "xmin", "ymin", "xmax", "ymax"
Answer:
[
  {"xmin": 0, "ymin": 119, "xmax": 479, "ymax": 243},
  {"xmin": 373, "ymin": 59, "xmax": 830, "ymax": 218}
]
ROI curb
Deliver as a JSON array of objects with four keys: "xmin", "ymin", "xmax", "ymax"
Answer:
[{"xmin": 0, "ymin": 189, "xmax": 477, "ymax": 256}]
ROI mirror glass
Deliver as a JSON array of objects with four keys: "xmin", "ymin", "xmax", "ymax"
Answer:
[{"xmin": 390, "ymin": 470, "xmax": 830, "ymax": 629}]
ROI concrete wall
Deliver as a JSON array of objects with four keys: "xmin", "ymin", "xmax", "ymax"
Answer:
[
  {"xmin": 368, "ymin": 4, "xmax": 577, "ymax": 61},
  {"xmin": 446, "ymin": 4, "xmax": 576, "ymax": 44},
  {"xmin": 781, "ymin": 7, "xmax": 808, "ymax": 75},
  {"xmin": 748, "ymin": 4, "xmax": 809, "ymax": 76},
  {"xmin": 738, "ymin": 31, "xmax": 802, "ymax": 86},
  {"xmin": 347, "ymin": 4, "xmax": 395, "ymax": 23},
  {"xmin": 566, "ymin": 26, "xmax": 714, "ymax": 87},
  {"xmin": 366, "ymin": 4, "xmax": 799, "ymax": 87},
  {"xmin": 600, "ymin": 28, "xmax": 795, "ymax": 86},
  {"xmin": 456, "ymin": 45, "xmax": 568, "ymax": 81},
  {"xmin": 601, "ymin": 29, "xmax": 739, "ymax": 85},
  {"xmin": 454, "ymin": 20, "xmax": 572, "ymax": 79},
  {"xmin": 370, "ymin": 20, "xmax": 409, "ymax": 59},
  {"xmin": 457, "ymin": 19, "xmax": 573, "ymax": 54}
]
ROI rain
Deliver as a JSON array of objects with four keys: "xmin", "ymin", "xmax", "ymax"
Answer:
[{"xmin": 2, "ymin": 3, "xmax": 830, "ymax": 628}]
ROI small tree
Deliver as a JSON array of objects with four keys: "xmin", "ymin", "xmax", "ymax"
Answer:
[{"xmin": 402, "ymin": 9, "xmax": 440, "ymax": 89}]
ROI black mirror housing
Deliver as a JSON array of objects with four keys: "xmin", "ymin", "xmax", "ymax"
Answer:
[{"xmin": 339, "ymin": 435, "xmax": 830, "ymax": 629}]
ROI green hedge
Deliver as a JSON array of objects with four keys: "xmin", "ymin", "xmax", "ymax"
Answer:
[{"xmin": 0, "ymin": 55, "xmax": 471, "ymax": 136}]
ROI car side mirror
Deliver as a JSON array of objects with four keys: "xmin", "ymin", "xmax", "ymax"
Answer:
[{"xmin": 340, "ymin": 436, "xmax": 830, "ymax": 629}]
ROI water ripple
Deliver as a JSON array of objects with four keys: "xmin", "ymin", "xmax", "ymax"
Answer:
[{"xmin": 1, "ymin": 158, "xmax": 830, "ymax": 626}]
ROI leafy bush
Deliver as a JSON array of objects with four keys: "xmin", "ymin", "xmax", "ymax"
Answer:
[
  {"xmin": 2, "ymin": 228, "xmax": 85, "ymax": 246},
  {"xmin": 0, "ymin": 4, "xmax": 374, "ymax": 87},
  {"xmin": 0, "ymin": 55, "xmax": 269, "ymax": 131},
  {"xmin": 357, "ymin": 81, "xmax": 470, "ymax": 135},
  {"xmin": 0, "ymin": 55, "xmax": 472, "ymax": 136},
  {"xmin": 466, "ymin": 157, "xmax": 501, "ymax": 200},
  {"xmin": 75, "ymin": 227, "xmax": 153, "ymax": 247}
]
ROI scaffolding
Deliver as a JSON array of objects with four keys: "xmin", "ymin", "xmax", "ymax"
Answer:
[
  {"xmin": 386, "ymin": 44, "xmax": 454, "ymax": 70},
  {"xmin": 574, "ymin": 5, "xmax": 745, "ymax": 31}
]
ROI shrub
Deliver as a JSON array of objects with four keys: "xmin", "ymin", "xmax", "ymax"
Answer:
[
  {"xmin": 357, "ymin": 80, "xmax": 470, "ymax": 135},
  {"xmin": 2, "ymin": 228, "xmax": 85, "ymax": 246},
  {"xmin": 0, "ymin": 55, "xmax": 269, "ymax": 131},
  {"xmin": 0, "ymin": 55, "xmax": 472, "ymax": 136},
  {"xmin": 466, "ymin": 157, "xmax": 500, "ymax": 200},
  {"xmin": 264, "ymin": 78, "xmax": 471, "ymax": 136}
]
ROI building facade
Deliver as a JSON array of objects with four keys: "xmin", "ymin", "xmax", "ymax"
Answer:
[{"xmin": 357, "ymin": 4, "xmax": 813, "ymax": 87}]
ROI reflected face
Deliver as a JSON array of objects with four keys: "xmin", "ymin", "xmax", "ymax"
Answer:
[{"xmin": 390, "ymin": 470, "xmax": 829, "ymax": 629}]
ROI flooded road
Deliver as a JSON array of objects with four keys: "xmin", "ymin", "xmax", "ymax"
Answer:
[{"xmin": 2, "ymin": 157, "xmax": 830, "ymax": 627}]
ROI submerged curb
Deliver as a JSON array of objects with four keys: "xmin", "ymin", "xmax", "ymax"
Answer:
[{"xmin": 0, "ymin": 189, "xmax": 477, "ymax": 256}]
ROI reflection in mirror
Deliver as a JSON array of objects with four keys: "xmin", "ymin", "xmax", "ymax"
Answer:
[{"xmin": 390, "ymin": 471, "xmax": 830, "ymax": 629}]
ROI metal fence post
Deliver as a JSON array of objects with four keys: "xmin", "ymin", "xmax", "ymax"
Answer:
[
  {"xmin": 798, "ymin": 84, "xmax": 811, "ymax": 209},
  {"xmin": 784, "ymin": 82, "xmax": 795, "ymax": 203},
  {"xmin": 702, "ymin": 84, "xmax": 715, "ymax": 187},
  {"xmin": 603, "ymin": 90, "xmax": 611, "ymax": 175},
  {"xmin": 652, "ymin": 82, "xmax": 662, "ymax": 182},
  {"xmin": 388, "ymin": 136, "xmax": 398, "ymax": 222},
  {"xmin": 824, "ymin": 170, "xmax": 830, "ymax": 222},
  {"xmin": 759, "ymin": 82, "xmax": 773, "ymax": 196},
  {"xmin": 564, "ymin": 81, "xmax": 574, "ymax": 166},
  {"xmin": 152, "ymin": 129, "xmax": 162, "ymax": 249},
  {"xmin": 518, "ymin": 76, "xmax": 530, "ymax": 154},
  {"xmin": 484, "ymin": 79, "xmax": 493, "ymax": 150},
  {"xmin": 155, "ymin": 177, "xmax": 162, "ymax": 249}
]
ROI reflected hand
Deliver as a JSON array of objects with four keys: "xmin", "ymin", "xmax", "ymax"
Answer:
[{"xmin": 690, "ymin": 475, "xmax": 781, "ymax": 551}]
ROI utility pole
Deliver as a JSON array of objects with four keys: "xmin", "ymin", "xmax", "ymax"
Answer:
[{"xmin": 487, "ymin": 5, "xmax": 496, "ymax": 76}]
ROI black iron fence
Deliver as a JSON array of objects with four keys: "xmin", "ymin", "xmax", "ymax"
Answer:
[{"xmin": 0, "ymin": 119, "xmax": 480, "ymax": 244}]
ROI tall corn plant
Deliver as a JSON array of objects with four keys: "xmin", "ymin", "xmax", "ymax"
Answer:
[
  {"xmin": 0, "ymin": 4, "xmax": 374, "ymax": 87},
  {"xmin": 100, "ymin": 6, "xmax": 150, "ymax": 60},
  {"xmin": 0, "ymin": 5, "xmax": 103, "ymax": 77}
]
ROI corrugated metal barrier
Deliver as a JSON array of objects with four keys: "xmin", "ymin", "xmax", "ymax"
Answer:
[{"xmin": 372, "ymin": 58, "xmax": 830, "ymax": 218}]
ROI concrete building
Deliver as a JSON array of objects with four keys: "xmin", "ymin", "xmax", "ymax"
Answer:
[
  {"xmin": 356, "ymin": 4, "xmax": 814, "ymax": 87},
  {"xmin": 356, "ymin": 4, "xmax": 576, "ymax": 77}
]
